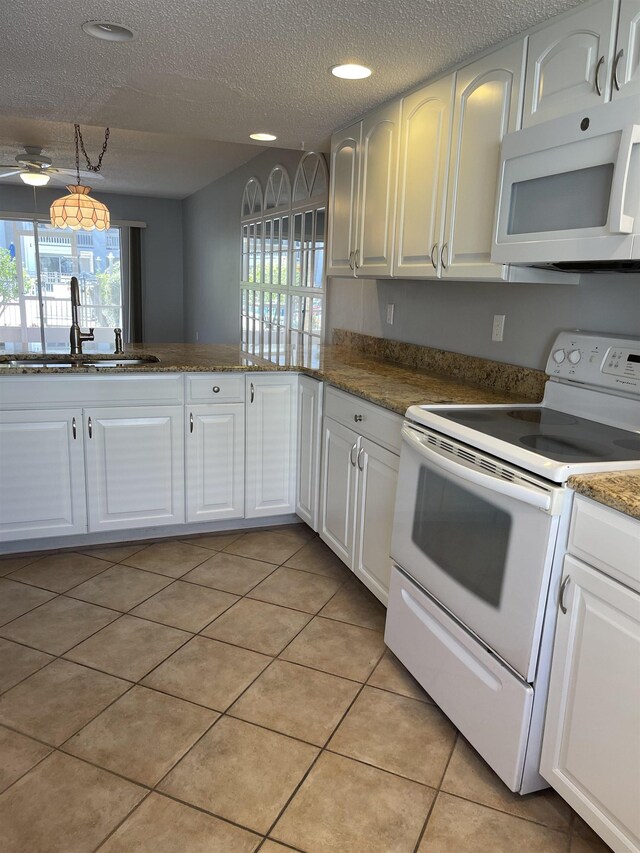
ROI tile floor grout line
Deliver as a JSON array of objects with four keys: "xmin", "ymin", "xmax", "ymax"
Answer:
[
  {"xmin": 89, "ymin": 789, "xmax": 155, "ymax": 853},
  {"xmin": 5, "ymin": 556, "xmax": 121, "ymax": 594},
  {"xmin": 412, "ymin": 730, "xmax": 460, "ymax": 853}
]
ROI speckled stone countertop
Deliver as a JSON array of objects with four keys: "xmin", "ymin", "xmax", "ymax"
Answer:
[
  {"xmin": 568, "ymin": 471, "xmax": 640, "ymax": 521},
  {"xmin": 0, "ymin": 338, "xmax": 545, "ymax": 415}
]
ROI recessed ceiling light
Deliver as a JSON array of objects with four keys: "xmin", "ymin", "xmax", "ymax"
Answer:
[
  {"xmin": 81, "ymin": 21, "xmax": 135, "ymax": 41},
  {"xmin": 331, "ymin": 63, "xmax": 372, "ymax": 80},
  {"xmin": 250, "ymin": 132, "xmax": 277, "ymax": 142}
]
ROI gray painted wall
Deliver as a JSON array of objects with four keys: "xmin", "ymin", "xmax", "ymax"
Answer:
[
  {"xmin": 183, "ymin": 147, "xmax": 304, "ymax": 344},
  {"xmin": 0, "ymin": 184, "xmax": 184, "ymax": 342},
  {"xmin": 326, "ymin": 273, "xmax": 640, "ymax": 370}
]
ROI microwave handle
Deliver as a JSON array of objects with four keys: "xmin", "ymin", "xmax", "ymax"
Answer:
[
  {"xmin": 608, "ymin": 123, "xmax": 640, "ymax": 234},
  {"xmin": 401, "ymin": 425, "xmax": 556, "ymax": 512}
]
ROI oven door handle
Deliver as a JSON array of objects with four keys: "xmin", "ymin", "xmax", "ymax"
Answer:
[{"xmin": 402, "ymin": 425, "xmax": 556, "ymax": 512}]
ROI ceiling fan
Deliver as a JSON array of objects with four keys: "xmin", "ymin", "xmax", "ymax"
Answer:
[{"xmin": 0, "ymin": 146, "xmax": 104, "ymax": 187}]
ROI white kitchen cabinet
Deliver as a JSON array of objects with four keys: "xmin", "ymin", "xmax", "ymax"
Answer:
[
  {"xmin": 612, "ymin": 1, "xmax": 640, "ymax": 99},
  {"xmin": 0, "ymin": 409, "xmax": 87, "ymax": 541},
  {"xmin": 327, "ymin": 122, "xmax": 361, "ymax": 276},
  {"xmin": 245, "ymin": 373, "xmax": 298, "ymax": 518},
  {"xmin": 541, "ymin": 499, "xmax": 640, "ymax": 853},
  {"xmin": 393, "ymin": 74, "xmax": 454, "ymax": 279},
  {"xmin": 296, "ymin": 375, "xmax": 322, "ymax": 531},
  {"xmin": 319, "ymin": 415, "xmax": 358, "ymax": 566},
  {"xmin": 523, "ymin": 0, "xmax": 618, "ymax": 126},
  {"xmin": 186, "ymin": 404, "xmax": 245, "ymax": 523},
  {"xmin": 84, "ymin": 405, "xmax": 185, "ymax": 532},
  {"xmin": 442, "ymin": 39, "xmax": 525, "ymax": 280}
]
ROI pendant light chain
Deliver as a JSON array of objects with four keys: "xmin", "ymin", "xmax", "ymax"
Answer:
[{"xmin": 74, "ymin": 124, "xmax": 110, "ymax": 183}]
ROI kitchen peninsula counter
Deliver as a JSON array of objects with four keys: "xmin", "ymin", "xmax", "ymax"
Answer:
[{"xmin": 568, "ymin": 471, "xmax": 640, "ymax": 521}]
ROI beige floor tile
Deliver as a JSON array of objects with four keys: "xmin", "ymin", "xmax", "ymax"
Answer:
[
  {"xmin": 270, "ymin": 524, "xmax": 317, "ymax": 545},
  {"xmin": 64, "ymin": 685, "xmax": 216, "ymax": 786},
  {"xmin": 123, "ymin": 539, "xmax": 211, "ymax": 577},
  {"xmin": 142, "ymin": 635, "xmax": 270, "ymax": 710},
  {"xmin": 80, "ymin": 543, "xmax": 146, "ymax": 563},
  {"xmin": 230, "ymin": 659, "xmax": 360, "ymax": 745},
  {"xmin": 327, "ymin": 686, "xmax": 456, "ymax": 787},
  {"xmin": 7, "ymin": 551, "xmax": 111, "ymax": 592},
  {"xmin": 280, "ymin": 616, "xmax": 385, "ymax": 682},
  {"xmin": 272, "ymin": 751, "xmax": 435, "ymax": 853},
  {"xmin": 181, "ymin": 531, "xmax": 244, "ymax": 551},
  {"xmin": 159, "ymin": 716, "xmax": 318, "ymax": 834},
  {"xmin": 132, "ymin": 581, "xmax": 238, "ymax": 631},
  {"xmin": 319, "ymin": 581, "xmax": 386, "ymax": 631},
  {"xmin": 367, "ymin": 649, "xmax": 432, "ymax": 703},
  {"xmin": 284, "ymin": 538, "xmax": 352, "ymax": 580},
  {"xmin": 418, "ymin": 792, "xmax": 569, "ymax": 852},
  {"xmin": 0, "ymin": 751, "xmax": 145, "ymax": 853},
  {"xmin": 0, "ymin": 727, "xmax": 51, "ymax": 793},
  {"xmin": 572, "ymin": 816, "xmax": 614, "ymax": 851},
  {"xmin": 66, "ymin": 615, "xmax": 190, "ymax": 681},
  {"xmin": 0, "ymin": 554, "xmax": 40, "ymax": 576},
  {"xmin": 99, "ymin": 792, "xmax": 260, "ymax": 853},
  {"xmin": 261, "ymin": 842, "xmax": 299, "ymax": 853},
  {"xmin": 67, "ymin": 564, "xmax": 173, "ymax": 611},
  {"xmin": 224, "ymin": 530, "xmax": 304, "ymax": 564},
  {"xmin": 0, "ymin": 579, "xmax": 56, "ymax": 626},
  {"xmin": 0, "ymin": 639, "xmax": 54, "ymax": 694},
  {"xmin": 0, "ymin": 596, "xmax": 119, "ymax": 655},
  {"xmin": 442, "ymin": 738, "xmax": 573, "ymax": 830},
  {"xmin": 202, "ymin": 598, "xmax": 311, "ymax": 655},
  {"xmin": 0, "ymin": 659, "xmax": 129, "ymax": 746},
  {"xmin": 247, "ymin": 567, "xmax": 341, "ymax": 614},
  {"xmin": 183, "ymin": 551, "xmax": 278, "ymax": 594}
]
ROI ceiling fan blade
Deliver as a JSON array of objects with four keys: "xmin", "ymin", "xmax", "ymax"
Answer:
[
  {"xmin": 0, "ymin": 169, "xmax": 22, "ymax": 178},
  {"xmin": 56, "ymin": 168, "xmax": 105, "ymax": 181}
]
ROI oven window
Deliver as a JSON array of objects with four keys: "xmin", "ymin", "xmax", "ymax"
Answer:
[
  {"xmin": 507, "ymin": 163, "xmax": 614, "ymax": 234},
  {"xmin": 412, "ymin": 467, "xmax": 511, "ymax": 607}
]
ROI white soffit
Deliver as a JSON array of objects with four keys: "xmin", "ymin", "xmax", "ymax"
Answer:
[{"xmin": 0, "ymin": 0, "xmax": 586, "ymax": 197}]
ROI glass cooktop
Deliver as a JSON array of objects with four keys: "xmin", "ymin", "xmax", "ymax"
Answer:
[{"xmin": 437, "ymin": 407, "xmax": 640, "ymax": 464}]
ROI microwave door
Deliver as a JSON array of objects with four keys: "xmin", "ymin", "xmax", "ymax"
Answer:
[{"xmin": 392, "ymin": 426, "xmax": 562, "ymax": 681}]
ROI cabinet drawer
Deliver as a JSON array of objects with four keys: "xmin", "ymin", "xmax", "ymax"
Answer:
[
  {"xmin": 569, "ymin": 496, "xmax": 640, "ymax": 593},
  {"xmin": 324, "ymin": 386, "xmax": 402, "ymax": 453},
  {"xmin": 0, "ymin": 374, "xmax": 184, "ymax": 408},
  {"xmin": 186, "ymin": 373, "xmax": 245, "ymax": 404}
]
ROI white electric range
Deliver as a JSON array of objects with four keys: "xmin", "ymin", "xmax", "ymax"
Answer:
[{"xmin": 385, "ymin": 331, "xmax": 640, "ymax": 794}]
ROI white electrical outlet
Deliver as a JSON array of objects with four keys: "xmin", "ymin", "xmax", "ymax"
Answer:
[
  {"xmin": 492, "ymin": 314, "xmax": 505, "ymax": 342},
  {"xmin": 386, "ymin": 303, "xmax": 395, "ymax": 325}
]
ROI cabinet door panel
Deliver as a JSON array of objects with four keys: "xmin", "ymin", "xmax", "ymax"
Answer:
[
  {"xmin": 541, "ymin": 556, "xmax": 640, "ymax": 852},
  {"xmin": 523, "ymin": 0, "xmax": 617, "ymax": 126},
  {"xmin": 327, "ymin": 123, "xmax": 361, "ymax": 276},
  {"xmin": 186, "ymin": 404, "xmax": 244, "ymax": 523},
  {"xmin": 319, "ymin": 417, "xmax": 357, "ymax": 567},
  {"xmin": 85, "ymin": 406, "xmax": 184, "ymax": 531},
  {"xmin": 444, "ymin": 40, "xmax": 525, "ymax": 280},
  {"xmin": 612, "ymin": 1, "xmax": 640, "ymax": 99},
  {"xmin": 354, "ymin": 437, "xmax": 399, "ymax": 604},
  {"xmin": 0, "ymin": 409, "xmax": 86, "ymax": 541},
  {"xmin": 357, "ymin": 101, "xmax": 400, "ymax": 276},
  {"xmin": 394, "ymin": 75, "xmax": 453, "ymax": 278},
  {"xmin": 296, "ymin": 376, "xmax": 322, "ymax": 531}
]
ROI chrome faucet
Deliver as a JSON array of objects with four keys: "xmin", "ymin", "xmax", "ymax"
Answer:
[{"xmin": 70, "ymin": 276, "xmax": 94, "ymax": 356}]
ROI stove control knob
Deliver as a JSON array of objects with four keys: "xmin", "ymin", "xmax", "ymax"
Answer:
[
  {"xmin": 552, "ymin": 349, "xmax": 566, "ymax": 364},
  {"xmin": 568, "ymin": 349, "xmax": 582, "ymax": 365}
]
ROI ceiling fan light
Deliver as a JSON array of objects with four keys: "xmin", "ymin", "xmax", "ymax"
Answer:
[
  {"xmin": 20, "ymin": 170, "xmax": 50, "ymax": 186},
  {"xmin": 50, "ymin": 185, "xmax": 110, "ymax": 231}
]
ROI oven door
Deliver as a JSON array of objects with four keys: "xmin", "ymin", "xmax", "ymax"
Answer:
[{"xmin": 391, "ymin": 423, "xmax": 564, "ymax": 681}]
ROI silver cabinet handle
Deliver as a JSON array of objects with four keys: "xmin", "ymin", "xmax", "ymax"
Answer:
[
  {"xmin": 250, "ymin": 382, "xmax": 255, "ymax": 403},
  {"xmin": 88, "ymin": 416, "xmax": 92, "ymax": 439},
  {"xmin": 348, "ymin": 250, "xmax": 355, "ymax": 271},
  {"xmin": 350, "ymin": 442, "xmax": 357, "ymax": 467},
  {"xmin": 594, "ymin": 54, "xmax": 605, "ymax": 96},
  {"xmin": 354, "ymin": 414, "xmax": 363, "ymax": 423},
  {"xmin": 559, "ymin": 575, "xmax": 571, "ymax": 614},
  {"xmin": 430, "ymin": 243, "xmax": 438, "ymax": 270},
  {"xmin": 72, "ymin": 417, "xmax": 77, "ymax": 440},
  {"xmin": 612, "ymin": 49, "xmax": 624, "ymax": 91},
  {"xmin": 440, "ymin": 243, "xmax": 448, "ymax": 270},
  {"xmin": 357, "ymin": 447, "xmax": 365, "ymax": 471},
  {"xmin": 354, "ymin": 248, "xmax": 360, "ymax": 271},
  {"xmin": 190, "ymin": 412, "xmax": 194, "ymax": 434},
  {"xmin": 212, "ymin": 385, "xmax": 220, "ymax": 394}
]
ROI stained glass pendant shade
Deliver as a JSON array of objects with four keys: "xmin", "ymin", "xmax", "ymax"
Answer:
[{"xmin": 50, "ymin": 125, "xmax": 111, "ymax": 231}]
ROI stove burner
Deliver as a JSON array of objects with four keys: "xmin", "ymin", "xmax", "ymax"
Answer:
[
  {"xmin": 520, "ymin": 433, "xmax": 610, "ymax": 459},
  {"xmin": 508, "ymin": 410, "xmax": 578, "ymax": 426},
  {"xmin": 614, "ymin": 437, "xmax": 640, "ymax": 451}
]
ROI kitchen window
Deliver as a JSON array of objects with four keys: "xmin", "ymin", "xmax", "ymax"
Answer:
[
  {"xmin": 0, "ymin": 216, "xmax": 127, "ymax": 352},
  {"xmin": 241, "ymin": 153, "xmax": 327, "ymax": 366}
]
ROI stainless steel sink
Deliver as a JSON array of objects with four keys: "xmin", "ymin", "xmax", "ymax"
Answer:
[{"xmin": 0, "ymin": 356, "xmax": 160, "ymax": 369}]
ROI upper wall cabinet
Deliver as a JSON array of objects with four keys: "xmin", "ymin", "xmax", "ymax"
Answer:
[
  {"xmin": 327, "ymin": 102, "xmax": 400, "ymax": 278},
  {"xmin": 522, "ymin": 0, "xmax": 640, "ymax": 126}
]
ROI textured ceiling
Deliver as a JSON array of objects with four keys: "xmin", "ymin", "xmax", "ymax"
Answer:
[{"xmin": 0, "ymin": 0, "xmax": 586, "ymax": 198}]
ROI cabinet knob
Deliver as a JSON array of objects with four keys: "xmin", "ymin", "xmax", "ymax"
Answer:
[
  {"xmin": 354, "ymin": 414, "xmax": 363, "ymax": 423},
  {"xmin": 212, "ymin": 386, "xmax": 220, "ymax": 393}
]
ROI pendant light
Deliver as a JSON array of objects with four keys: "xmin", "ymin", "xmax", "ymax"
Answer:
[{"xmin": 50, "ymin": 125, "xmax": 111, "ymax": 231}]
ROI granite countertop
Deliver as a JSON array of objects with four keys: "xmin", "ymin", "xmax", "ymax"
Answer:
[
  {"xmin": 568, "ymin": 471, "xmax": 640, "ymax": 521},
  {"xmin": 0, "ymin": 341, "xmax": 544, "ymax": 415}
]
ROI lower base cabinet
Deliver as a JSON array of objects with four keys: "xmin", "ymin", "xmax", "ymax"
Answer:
[{"xmin": 320, "ymin": 416, "xmax": 358, "ymax": 566}]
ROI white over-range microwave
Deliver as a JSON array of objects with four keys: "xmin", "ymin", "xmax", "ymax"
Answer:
[{"xmin": 492, "ymin": 96, "xmax": 640, "ymax": 272}]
